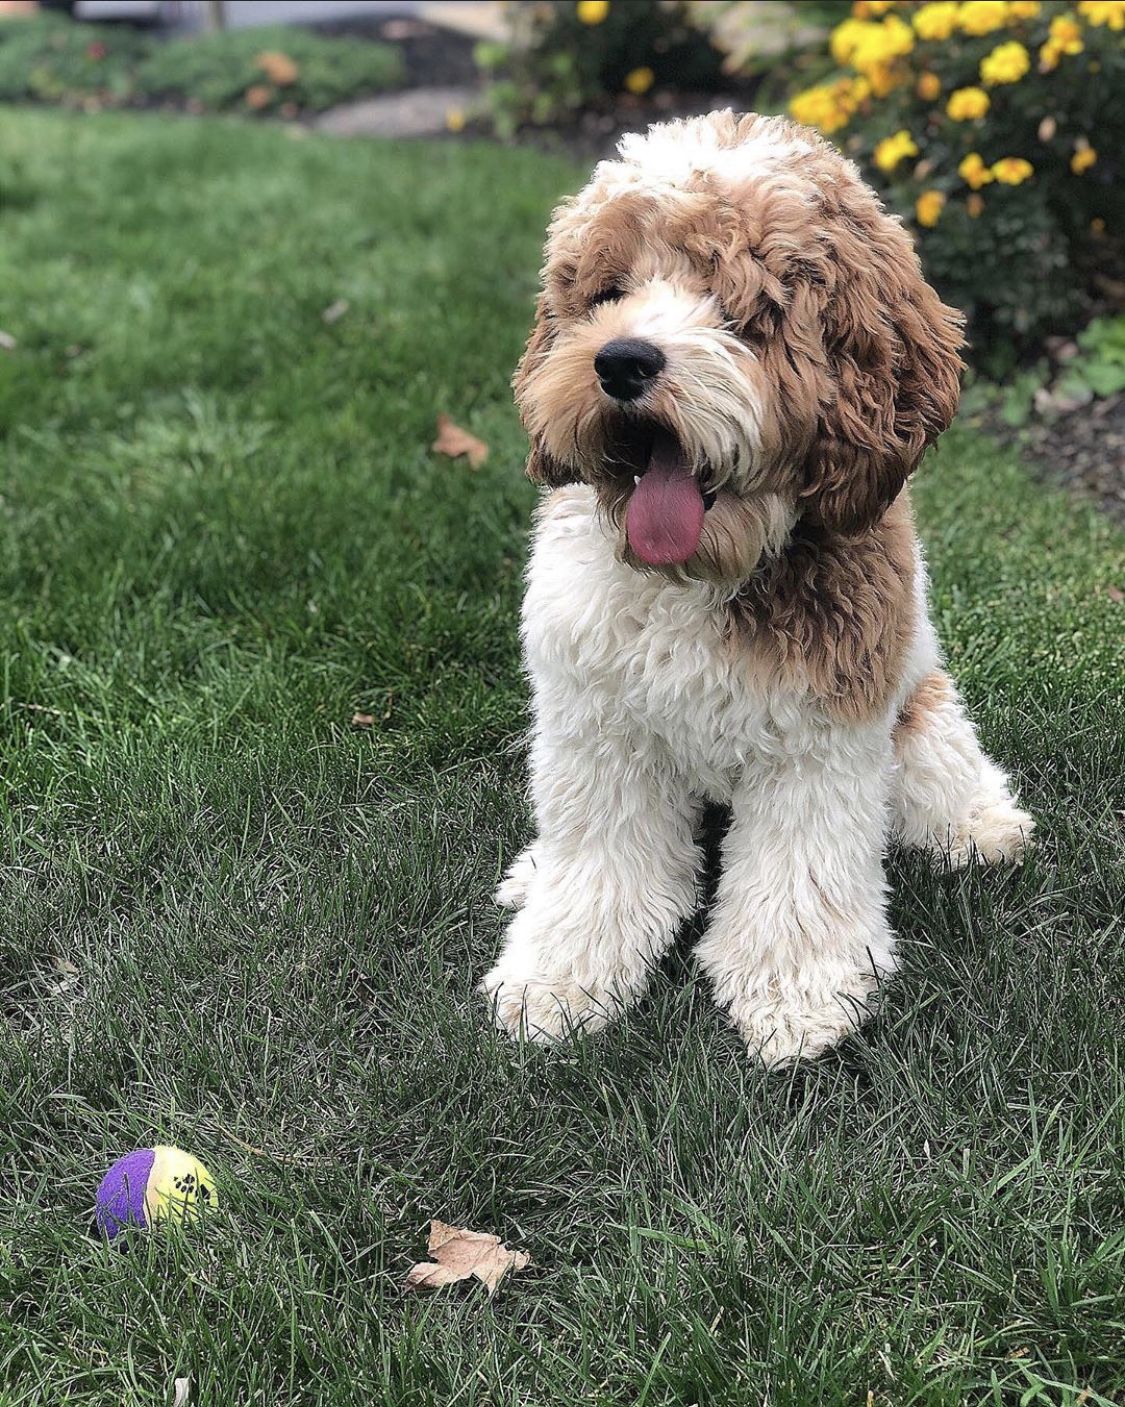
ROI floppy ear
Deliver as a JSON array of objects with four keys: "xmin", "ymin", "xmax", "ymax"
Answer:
[
  {"xmin": 801, "ymin": 199, "xmax": 964, "ymax": 535},
  {"xmin": 512, "ymin": 294, "xmax": 576, "ymax": 487}
]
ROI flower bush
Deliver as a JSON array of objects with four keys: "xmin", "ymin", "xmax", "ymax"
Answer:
[
  {"xmin": 0, "ymin": 14, "xmax": 402, "ymax": 115},
  {"xmin": 474, "ymin": 0, "xmax": 724, "ymax": 138},
  {"xmin": 133, "ymin": 25, "xmax": 402, "ymax": 114},
  {"xmin": 787, "ymin": 1, "xmax": 1125, "ymax": 366}
]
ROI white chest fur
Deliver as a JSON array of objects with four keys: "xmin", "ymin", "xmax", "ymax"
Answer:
[{"xmin": 521, "ymin": 486, "xmax": 804, "ymax": 801}]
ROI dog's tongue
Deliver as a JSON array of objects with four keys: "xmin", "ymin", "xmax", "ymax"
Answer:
[{"xmin": 625, "ymin": 431, "xmax": 704, "ymax": 566}]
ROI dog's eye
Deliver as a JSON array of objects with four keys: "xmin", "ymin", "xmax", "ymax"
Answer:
[{"xmin": 589, "ymin": 285, "xmax": 625, "ymax": 309}]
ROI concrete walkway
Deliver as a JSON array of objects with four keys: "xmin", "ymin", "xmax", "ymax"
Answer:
[{"xmin": 313, "ymin": 84, "xmax": 475, "ymax": 138}]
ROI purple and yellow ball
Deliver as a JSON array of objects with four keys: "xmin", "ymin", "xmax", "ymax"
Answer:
[{"xmin": 95, "ymin": 1146, "xmax": 217, "ymax": 1241}]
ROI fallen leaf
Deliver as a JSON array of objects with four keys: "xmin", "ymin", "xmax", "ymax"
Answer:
[
  {"xmin": 321, "ymin": 298, "xmax": 350, "ymax": 325},
  {"xmin": 1106, "ymin": 585, "xmax": 1124, "ymax": 604},
  {"xmin": 172, "ymin": 1378, "xmax": 191, "ymax": 1407},
  {"xmin": 432, "ymin": 414, "xmax": 488, "ymax": 469},
  {"xmin": 257, "ymin": 50, "xmax": 299, "ymax": 86},
  {"xmin": 0, "ymin": 330, "xmax": 17, "ymax": 352},
  {"xmin": 245, "ymin": 84, "xmax": 273, "ymax": 111},
  {"xmin": 381, "ymin": 18, "xmax": 430, "ymax": 40},
  {"xmin": 351, "ymin": 712, "xmax": 375, "ymax": 728},
  {"xmin": 405, "ymin": 1220, "xmax": 529, "ymax": 1295}
]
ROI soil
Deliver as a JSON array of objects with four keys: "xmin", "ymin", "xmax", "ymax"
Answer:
[
  {"xmin": 989, "ymin": 394, "xmax": 1125, "ymax": 527},
  {"xmin": 313, "ymin": 15, "xmax": 480, "ymax": 91}
]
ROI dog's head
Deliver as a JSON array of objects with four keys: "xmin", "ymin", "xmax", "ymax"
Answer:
[{"xmin": 515, "ymin": 111, "xmax": 964, "ymax": 587}]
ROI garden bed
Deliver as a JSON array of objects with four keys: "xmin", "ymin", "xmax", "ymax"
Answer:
[{"xmin": 0, "ymin": 11, "xmax": 405, "ymax": 115}]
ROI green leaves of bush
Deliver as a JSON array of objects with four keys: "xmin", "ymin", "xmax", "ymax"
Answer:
[{"xmin": 0, "ymin": 15, "xmax": 402, "ymax": 115}]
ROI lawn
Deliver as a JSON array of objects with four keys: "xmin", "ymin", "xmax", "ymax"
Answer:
[{"xmin": 0, "ymin": 109, "xmax": 1123, "ymax": 1407}]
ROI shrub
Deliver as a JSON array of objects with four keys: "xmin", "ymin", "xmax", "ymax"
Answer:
[
  {"xmin": 475, "ymin": 0, "xmax": 724, "ymax": 138},
  {"xmin": 785, "ymin": 0, "xmax": 1125, "ymax": 368},
  {"xmin": 133, "ymin": 24, "xmax": 403, "ymax": 115},
  {"xmin": 0, "ymin": 15, "xmax": 402, "ymax": 115},
  {"xmin": 0, "ymin": 14, "xmax": 146, "ymax": 103}
]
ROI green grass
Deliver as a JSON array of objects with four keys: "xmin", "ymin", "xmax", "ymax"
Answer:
[{"xmin": 0, "ymin": 108, "xmax": 1123, "ymax": 1407}]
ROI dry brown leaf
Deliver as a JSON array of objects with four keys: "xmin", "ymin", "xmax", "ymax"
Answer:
[
  {"xmin": 322, "ymin": 299, "xmax": 350, "ymax": 326},
  {"xmin": 0, "ymin": 330, "xmax": 17, "ymax": 352},
  {"xmin": 351, "ymin": 712, "xmax": 375, "ymax": 728},
  {"xmin": 245, "ymin": 84, "xmax": 273, "ymax": 111},
  {"xmin": 405, "ymin": 1220, "xmax": 529, "ymax": 1295},
  {"xmin": 432, "ymin": 414, "xmax": 488, "ymax": 470},
  {"xmin": 1106, "ymin": 585, "xmax": 1124, "ymax": 604},
  {"xmin": 256, "ymin": 50, "xmax": 299, "ymax": 86},
  {"xmin": 381, "ymin": 18, "xmax": 429, "ymax": 40}
]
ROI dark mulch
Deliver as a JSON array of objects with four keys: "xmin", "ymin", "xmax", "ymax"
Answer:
[
  {"xmin": 1011, "ymin": 394, "xmax": 1125, "ymax": 526},
  {"xmin": 324, "ymin": 15, "xmax": 480, "ymax": 90}
]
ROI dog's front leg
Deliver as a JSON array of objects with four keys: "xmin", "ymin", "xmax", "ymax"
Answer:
[
  {"xmin": 696, "ymin": 722, "xmax": 896, "ymax": 1065},
  {"xmin": 482, "ymin": 715, "xmax": 700, "ymax": 1042}
]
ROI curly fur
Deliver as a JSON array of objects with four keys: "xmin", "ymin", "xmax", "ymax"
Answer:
[{"xmin": 483, "ymin": 112, "xmax": 1034, "ymax": 1064}]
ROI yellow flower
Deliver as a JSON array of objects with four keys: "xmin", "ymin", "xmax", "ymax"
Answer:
[
  {"xmin": 913, "ymin": 2, "xmax": 959, "ymax": 38},
  {"xmin": 967, "ymin": 193, "xmax": 986, "ymax": 217},
  {"xmin": 1008, "ymin": 1, "xmax": 1041, "ymax": 16},
  {"xmin": 789, "ymin": 76, "xmax": 870, "ymax": 134},
  {"xmin": 958, "ymin": 151, "xmax": 994, "ymax": 188},
  {"xmin": 874, "ymin": 129, "xmax": 919, "ymax": 172},
  {"xmin": 831, "ymin": 14, "xmax": 914, "ymax": 73},
  {"xmin": 831, "ymin": 17, "xmax": 866, "ymax": 63},
  {"xmin": 916, "ymin": 190, "xmax": 945, "ymax": 226},
  {"xmin": 444, "ymin": 107, "xmax": 466, "ymax": 133},
  {"xmin": 1047, "ymin": 13, "xmax": 1084, "ymax": 51},
  {"xmin": 981, "ymin": 40, "xmax": 1031, "ymax": 83},
  {"xmin": 576, "ymin": 0, "xmax": 609, "ymax": 23},
  {"xmin": 624, "ymin": 66, "xmax": 654, "ymax": 95},
  {"xmin": 958, "ymin": 1, "xmax": 1010, "ymax": 35},
  {"xmin": 1077, "ymin": 0, "xmax": 1125, "ymax": 25},
  {"xmin": 916, "ymin": 70, "xmax": 942, "ymax": 99},
  {"xmin": 853, "ymin": 0, "xmax": 897, "ymax": 14},
  {"xmin": 946, "ymin": 86, "xmax": 991, "ymax": 120},
  {"xmin": 1071, "ymin": 145, "xmax": 1097, "ymax": 172},
  {"xmin": 991, "ymin": 156, "xmax": 1034, "ymax": 183},
  {"xmin": 868, "ymin": 61, "xmax": 908, "ymax": 95}
]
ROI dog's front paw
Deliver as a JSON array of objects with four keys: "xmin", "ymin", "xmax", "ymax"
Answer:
[
  {"xmin": 727, "ymin": 970, "xmax": 883, "ymax": 1067},
  {"xmin": 938, "ymin": 761, "xmax": 1035, "ymax": 869},
  {"xmin": 479, "ymin": 952, "xmax": 622, "ymax": 1042},
  {"xmin": 945, "ymin": 798, "xmax": 1035, "ymax": 869},
  {"xmin": 480, "ymin": 907, "xmax": 641, "ymax": 1041}
]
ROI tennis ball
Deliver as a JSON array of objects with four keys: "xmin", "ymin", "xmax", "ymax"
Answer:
[{"xmin": 95, "ymin": 1145, "xmax": 217, "ymax": 1241}]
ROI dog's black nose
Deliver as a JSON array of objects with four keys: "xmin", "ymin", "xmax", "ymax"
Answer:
[{"xmin": 594, "ymin": 338, "xmax": 665, "ymax": 401}]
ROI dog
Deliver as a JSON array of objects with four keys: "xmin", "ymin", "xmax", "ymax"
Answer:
[{"xmin": 481, "ymin": 111, "xmax": 1034, "ymax": 1065}]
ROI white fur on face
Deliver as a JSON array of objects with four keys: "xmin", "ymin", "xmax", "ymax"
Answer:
[{"xmin": 521, "ymin": 276, "xmax": 772, "ymax": 495}]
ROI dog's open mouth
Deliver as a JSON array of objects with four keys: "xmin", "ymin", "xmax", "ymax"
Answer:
[{"xmin": 608, "ymin": 422, "xmax": 716, "ymax": 567}]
